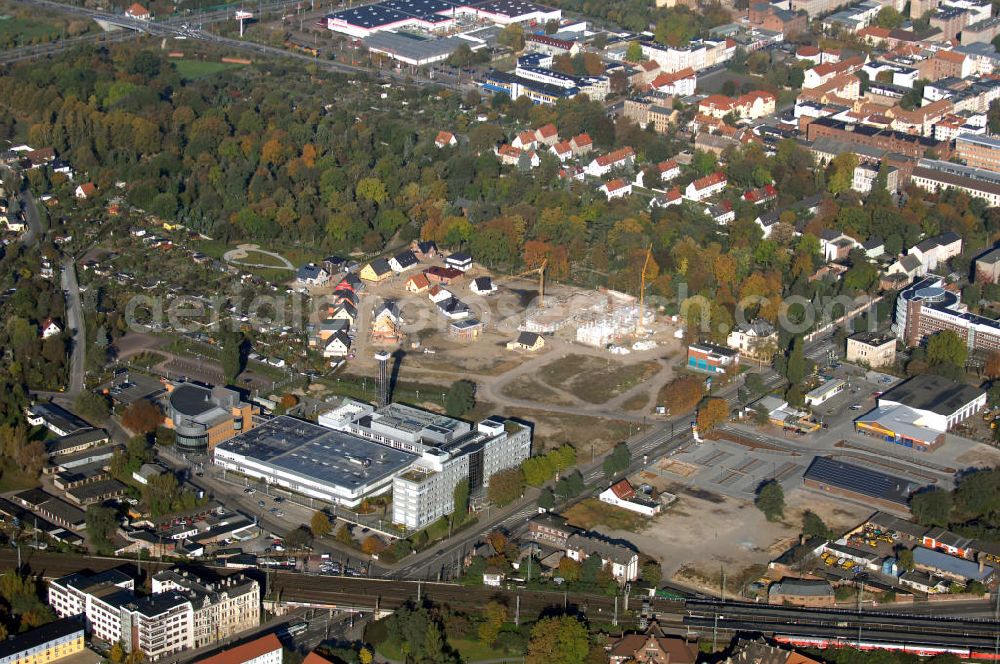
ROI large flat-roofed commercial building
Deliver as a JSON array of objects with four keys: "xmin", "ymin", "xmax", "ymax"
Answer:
[
  {"xmin": 163, "ymin": 382, "xmax": 259, "ymax": 454},
  {"xmin": 213, "ymin": 416, "xmax": 416, "ymax": 508},
  {"xmin": 326, "ymin": 0, "xmax": 559, "ymax": 38},
  {"xmin": 364, "ymin": 33, "xmax": 480, "ymax": 66},
  {"xmin": 803, "ymin": 456, "xmax": 917, "ymax": 513},
  {"xmin": 0, "ymin": 617, "xmax": 84, "ymax": 664},
  {"xmin": 956, "ymin": 132, "xmax": 1000, "ymax": 172},
  {"xmin": 876, "ymin": 373, "xmax": 986, "ymax": 430},
  {"xmin": 893, "ymin": 275, "xmax": 1000, "ymax": 353}
]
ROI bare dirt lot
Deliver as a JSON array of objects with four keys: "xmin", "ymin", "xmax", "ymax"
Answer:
[
  {"xmin": 537, "ymin": 354, "xmax": 663, "ymax": 404},
  {"xmin": 498, "ymin": 408, "xmax": 638, "ymax": 455},
  {"xmin": 587, "ymin": 484, "xmax": 871, "ymax": 594}
]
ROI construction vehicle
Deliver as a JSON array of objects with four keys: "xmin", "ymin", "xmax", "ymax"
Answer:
[{"xmin": 502, "ymin": 259, "xmax": 547, "ymax": 308}]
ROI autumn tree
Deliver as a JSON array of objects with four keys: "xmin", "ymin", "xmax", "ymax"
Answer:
[
  {"xmin": 362, "ymin": 535, "xmax": 386, "ymax": 556},
  {"xmin": 121, "ymin": 399, "xmax": 162, "ymax": 436},
  {"xmin": 526, "ymin": 616, "xmax": 590, "ymax": 664},
  {"xmin": 478, "ymin": 601, "xmax": 508, "ymax": 646},
  {"xmin": 487, "ymin": 467, "xmax": 525, "ymax": 506},
  {"xmin": 696, "ymin": 397, "xmax": 728, "ymax": 433},
  {"xmin": 311, "ymin": 511, "xmax": 332, "ymax": 538},
  {"xmin": 660, "ymin": 376, "xmax": 704, "ymax": 415},
  {"xmin": 755, "ymin": 480, "xmax": 785, "ymax": 521}
]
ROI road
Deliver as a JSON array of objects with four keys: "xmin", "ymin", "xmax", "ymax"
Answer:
[
  {"xmin": 4, "ymin": 0, "xmax": 472, "ymax": 93},
  {"xmin": 60, "ymin": 256, "xmax": 86, "ymax": 396},
  {"xmin": 17, "ymin": 184, "xmax": 43, "ymax": 246}
]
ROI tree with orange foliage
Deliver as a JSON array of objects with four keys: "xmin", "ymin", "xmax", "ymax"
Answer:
[
  {"xmin": 986, "ymin": 351, "xmax": 1000, "ymax": 380},
  {"xmin": 696, "ymin": 397, "xmax": 729, "ymax": 433},
  {"xmin": 121, "ymin": 399, "xmax": 162, "ymax": 436},
  {"xmin": 361, "ymin": 535, "xmax": 385, "ymax": 555}
]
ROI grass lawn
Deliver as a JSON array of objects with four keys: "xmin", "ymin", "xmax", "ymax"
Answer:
[
  {"xmin": 241, "ymin": 249, "xmax": 289, "ymax": 268},
  {"xmin": 621, "ymin": 391, "xmax": 649, "ymax": 412},
  {"xmin": 539, "ymin": 355, "xmax": 661, "ymax": 404},
  {"xmin": 0, "ymin": 15, "xmax": 60, "ymax": 46},
  {"xmin": 172, "ymin": 59, "xmax": 244, "ymax": 80},
  {"xmin": 501, "ymin": 374, "xmax": 575, "ymax": 406},
  {"xmin": 192, "ymin": 239, "xmax": 230, "ymax": 259},
  {"xmin": 0, "ymin": 461, "xmax": 39, "ymax": 493},
  {"xmin": 563, "ymin": 497, "xmax": 650, "ymax": 533}
]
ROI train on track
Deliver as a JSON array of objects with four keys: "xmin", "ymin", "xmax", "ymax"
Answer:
[{"xmin": 775, "ymin": 634, "xmax": 1000, "ymax": 660}]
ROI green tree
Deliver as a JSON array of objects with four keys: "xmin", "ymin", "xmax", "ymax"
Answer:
[
  {"xmin": 896, "ymin": 547, "xmax": 914, "ymax": 571},
  {"xmin": 220, "ymin": 331, "xmax": 246, "ymax": 384},
  {"xmin": 910, "ymin": 488, "xmax": 953, "ymax": 527},
  {"xmin": 754, "ymin": 480, "xmax": 785, "ymax": 521},
  {"xmin": 86, "ymin": 504, "xmax": 118, "ymax": 554},
  {"xmin": 452, "ymin": 478, "xmax": 470, "ymax": 524},
  {"xmin": 498, "ymin": 23, "xmax": 525, "ymax": 51},
  {"xmin": 602, "ymin": 442, "xmax": 631, "ymax": 480},
  {"xmin": 487, "ymin": 467, "xmax": 524, "ymax": 506},
  {"xmin": 827, "ymin": 152, "xmax": 858, "ymax": 194},
  {"xmin": 641, "ymin": 560, "xmax": 662, "ymax": 586},
  {"xmin": 802, "ymin": 510, "xmax": 832, "ymax": 539},
  {"xmin": 538, "ymin": 487, "xmax": 555, "ymax": 510},
  {"xmin": 926, "ymin": 330, "xmax": 968, "ymax": 368},
  {"xmin": 478, "ymin": 601, "xmax": 507, "ymax": 646},
  {"xmin": 625, "ymin": 41, "xmax": 643, "ymax": 63},
  {"xmin": 311, "ymin": 511, "xmax": 332, "ymax": 538},
  {"xmin": 874, "ymin": 6, "xmax": 904, "ymax": 27},
  {"xmin": 444, "ymin": 380, "xmax": 475, "ymax": 417},
  {"xmin": 526, "ymin": 616, "xmax": 590, "ymax": 664},
  {"xmin": 785, "ymin": 336, "xmax": 806, "ymax": 385}
]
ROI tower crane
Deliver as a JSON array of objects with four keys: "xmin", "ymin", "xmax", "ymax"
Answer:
[{"xmin": 502, "ymin": 259, "xmax": 547, "ymax": 308}]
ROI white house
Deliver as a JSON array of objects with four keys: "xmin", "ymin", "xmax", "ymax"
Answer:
[
  {"xmin": 635, "ymin": 160, "xmax": 680, "ymax": 188},
  {"xmin": 41, "ymin": 318, "xmax": 62, "ymax": 339},
  {"xmin": 74, "ymin": 183, "xmax": 96, "ymax": 199},
  {"xmin": 389, "ymin": 250, "xmax": 420, "ymax": 273},
  {"xmin": 598, "ymin": 480, "xmax": 663, "ymax": 517},
  {"xmin": 600, "ymin": 178, "xmax": 632, "ymax": 200},
  {"xmin": 323, "ymin": 331, "xmax": 351, "ymax": 359},
  {"xmin": 295, "ymin": 263, "xmax": 329, "ymax": 287},
  {"xmin": 584, "ymin": 147, "xmax": 635, "ymax": 178},
  {"xmin": 684, "ymin": 172, "xmax": 727, "ymax": 201},
  {"xmin": 470, "ymin": 277, "xmax": 497, "ymax": 295},
  {"xmin": 434, "ymin": 131, "xmax": 457, "ymax": 148},
  {"xmin": 908, "ymin": 232, "xmax": 962, "ymax": 273}
]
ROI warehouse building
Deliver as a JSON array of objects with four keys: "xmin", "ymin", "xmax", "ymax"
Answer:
[
  {"xmin": 802, "ymin": 457, "xmax": 918, "ymax": 513},
  {"xmin": 326, "ymin": 0, "xmax": 559, "ymax": 38},
  {"xmin": 213, "ymin": 416, "xmax": 416, "ymax": 508}
]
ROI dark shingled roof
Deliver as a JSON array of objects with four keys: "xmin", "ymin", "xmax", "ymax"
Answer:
[
  {"xmin": 0, "ymin": 616, "xmax": 84, "ymax": 660},
  {"xmin": 879, "ymin": 374, "xmax": 985, "ymax": 417}
]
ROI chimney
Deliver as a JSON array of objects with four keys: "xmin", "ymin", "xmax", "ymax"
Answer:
[{"xmin": 375, "ymin": 351, "xmax": 391, "ymax": 408}]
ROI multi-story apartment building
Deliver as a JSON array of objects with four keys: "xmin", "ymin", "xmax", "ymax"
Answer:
[
  {"xmin": 0, "ymin": 617, "xmax": 85, "ymax": 664},
  {"xmin": 846, "ymin": 333, "xmax": 897, "ymax": 368},
  {"xmin": 956, "ymin": 132, "xmax": 1000, "ymax": 171},
  {"xmin": 894, "ymin": 275, "xmax": 1000, "ymax": 352},
  {"xmin": 151, "ymin": 570, "xmax": 259, "ymax": 648},
  {"xmin": 48, "ymin": 569, "xmax": 259, "ymax": 661},
  {"xmin": 910, "ymin": 159, "xmax": 1000, "ymax": 206}
]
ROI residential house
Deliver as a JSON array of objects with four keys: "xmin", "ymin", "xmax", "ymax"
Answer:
[
  {"xmin": 887, "ymin": 253, "xmax": 924, "ymax": 280},
  {"xmin": 470, "ymin": 277, "xmax": 497, "ymax": 295},
  {"xmin": 565, "ymin": 532, "xmax": 639, "ymax": 582},
  {"xmin": 650, "ymin": 187, "xmax": 682, "ymax": 208},
  {"xmin": 569, "ymin": 133, "xmax": 593, "ymax": 156},
  {"xmin": 506, "ymin": 331, "xmax": 545, "ymax": 352},
  {"xmin": 706, "ymin": 201, "xmax": 735, "ymax": 224},
  {"xmin": 818, "ymin": 230, "xmax": 859, "ymax": 261},
  {"xmin": 584, "ymin": 147, "xmax": 635, "ymax": 177},
  {"xmin": 862, "ymin": 237, "xmax": 885, "ymax": 259},
  {"xmin": 125, "ymin": 2, "xmax": 151, "ymax": 19},
  {"xmin": 372, "ymin": 301, "xmax": 402, "ymax": 343},
  {"xmin": 437, "ymin": 297, "xmax": 470, "ymax": 320},
  {"xmin": 635, "ymin": 160, "xmax": 680, "ymax": 188},
  {"xmin": 74, "ymin": 183, "xmax": 96, "ymax": 200},
  {"xmin": 359, "ymin": 259, "xmax": 393, "ymax": 283},
  {"xmin": 698, "ymin": 91, "xmax": 776, "ymax": 120},
  {"xmin": 330, "ymin": 302, "xmax": 357, "ymax": 326},
  {"xmin": 512, "ymin": 130, "xmax": 537, "ymax": 150},
  {"xmin": 600, "ymin": 178, "xmax": 632, "ymax": 200},
  {"xmin": 389, "ymin": 250, "xmax": 419, "ymax": 274},
  {"xmin": 527, "ymin": 514, "xmax": 579, "ymax": 547},
  {"xmin": 909, "ymin": 232, "xmax": 962, "ymax": 273},
  {"xmin": 405, "ymin": 273, "xmax": 431, "ymax": 293},
  {"xmin": 608, "ymin": 622, "xmax": 697, "ymax": 664},
  {"xmin": 649, "ymin": 67, "xmax": 696, "ymax": 96},
  {"xmin": 428, "ymin": 285, "xmax": 452, "ymax": 303},
  {"xmin": 684, "ymin": 172, "xmax": 727, "ymax": 201},
  {"xmin": 975, "ymin": 247, "xmax": 1000, "ymax": 284},
  {"xmin": 742, "ymin": 184, "xmax": 778, "ymax": 205},
  {"xmin": 534, "ymin": 124, "xmax": 559, "ymax": 146},
  {"xmin": 323, "ymin": 331, "xmax": 352, "ymax": 358},
  {"xmin": 425, "ymin": 266, "xmax": 465, "ymax": 285},
  {"xmin": 411, "ymin": 240, "xmax": 438, "ymax": 261},
  {"xmin": 550, "ymin": 141, "xmax": 573, "ymax": 161},
  {"xmin": 726, "ymin": 319, "xmax": 778, "ymax": 361},
  {"xmin": 295, "ymin": 263, "xmax": 329, "ymax": 287},
  {"xmin": 434, "ymin": 131, "xmax": 457, "ymax": 148},
  {"xmin": 445, "ymin": 252, "xmax": 473, "ymax": 272},
  {"xmin": 41, "ymin": 318, "xmax": 62, "ymax": 339},
  {"xmin": 599, "ymin": 479, "xmax": 662, "ymax": 516}
]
